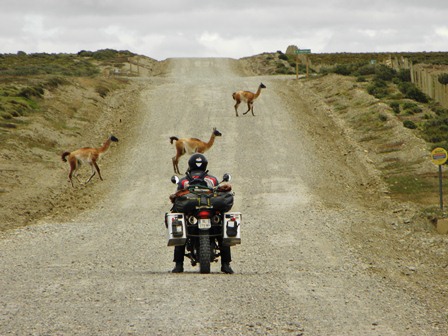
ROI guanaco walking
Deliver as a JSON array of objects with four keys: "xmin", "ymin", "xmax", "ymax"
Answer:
[
  {"xmin": 170, "ymin": 127, "xmax": 222, "ymax": 174},
  {"xmin": 232, "ymin": 83, "xmax": 266, "ymax": 117},
  {"xmin": 61, "ymin": 135, "xmax": 118, "ymax": 187}
]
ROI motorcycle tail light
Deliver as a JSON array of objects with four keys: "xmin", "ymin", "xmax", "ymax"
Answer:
[{"xmin": 197, "ymin": 210, "xmax": 211, "ymax": 219}]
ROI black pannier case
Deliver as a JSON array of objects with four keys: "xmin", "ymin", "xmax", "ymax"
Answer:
[{"xmin": 172, "ymin": 191, "xmax": 234, "ymax": 213}]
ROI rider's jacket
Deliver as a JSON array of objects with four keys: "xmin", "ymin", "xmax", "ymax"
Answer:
[{"xmin": 177, "ymin": 170, "xmax": 218, "ymax": 190}]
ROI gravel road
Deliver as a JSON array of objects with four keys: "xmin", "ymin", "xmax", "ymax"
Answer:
[{"xmin": 1, "ymin": 58, "xmax": 446, "ymax": 335}]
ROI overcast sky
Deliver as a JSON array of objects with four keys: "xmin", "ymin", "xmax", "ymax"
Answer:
[{"xmin": 1, "ymin": 0, "xmax": 447, "ymax": 60}]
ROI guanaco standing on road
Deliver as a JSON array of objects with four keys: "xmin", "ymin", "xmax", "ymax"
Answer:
[
  {"xmin": 170, "ymin": 127, "xmax": 222, "ymax": 174},
  {"xmin": 232, "ymin": 83, "xmax": 266, "ymax": 117},
  {"xmin": 61, "ymin": 135, "xmax": 119, "ymax": 187}
]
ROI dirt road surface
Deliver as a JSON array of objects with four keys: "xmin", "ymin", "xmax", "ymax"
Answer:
[{"xmin": 1, "ymin": 58, "xmax": 447, "ymax": 335}]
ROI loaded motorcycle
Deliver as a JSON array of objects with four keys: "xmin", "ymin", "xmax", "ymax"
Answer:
[{"xmin": 165, "ymin": 173, "xmax": 242, "ymax": 274}]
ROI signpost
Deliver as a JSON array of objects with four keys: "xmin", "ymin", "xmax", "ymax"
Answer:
[
  {"xmin": 431, "ymin": 147, "xmax": 448, "ymax": 211},
  {"xmin": 295, "ymin": 49, "xmax": 311, "ymax": 79}
]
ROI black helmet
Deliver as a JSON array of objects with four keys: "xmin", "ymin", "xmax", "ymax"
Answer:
[{"xmin": 188, "ymin": 153, "xmax": 208, "ymax": 171}]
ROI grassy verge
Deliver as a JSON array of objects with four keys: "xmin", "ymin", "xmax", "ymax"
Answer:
[
  {"xmin": 314, "ymin": 57, "xmax": 448, "ymax": 216},
  {"xmin": 0, "ymin": 49, "xmax": 134, "ymax": 133}
]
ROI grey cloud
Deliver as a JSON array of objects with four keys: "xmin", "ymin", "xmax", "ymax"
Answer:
[{"xmin": 0, "ymin": 0, "xmax": 447, "ymax": 59}]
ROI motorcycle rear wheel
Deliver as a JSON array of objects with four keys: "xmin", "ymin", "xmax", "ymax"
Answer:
[{"xmin": 199, "ymin": 233, "xmax": 211, "ymax": 274}]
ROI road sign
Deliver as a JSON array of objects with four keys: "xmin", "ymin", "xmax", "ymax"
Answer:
[
  {"xmin": 295, "ymin": 49, "xmax": 311, "ymax": 79},
  {"xmin": 431, "ymin": 147, "xmax": 448, "ymax": 165},
  {"xmin": 431, "ymin": 147, "xmax": 448, "ymax": 211},
  {"xmin": 296, "ymin": 49, "xmax": 311, "ymax": 54}
]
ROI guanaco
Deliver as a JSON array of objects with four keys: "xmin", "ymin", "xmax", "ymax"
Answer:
[
  {"xmin": 232, "ymin": 82, "xmax": 266, "ymax": 117},
  {"xmin": 169, "ymin": 127, "xmax": 222, "ymax": 174},
  {"xmin": 61, "ymin": 135, "xmax": 119, "ymax": 187}
]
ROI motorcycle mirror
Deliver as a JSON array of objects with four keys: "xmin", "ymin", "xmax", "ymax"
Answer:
[
  {"xmin": 222, "ymin": 173, "xmax": 231, "ymax": 182},
  {"xmin": 171, "ymin": 175, "xmax": 180, "ymax": 184}
]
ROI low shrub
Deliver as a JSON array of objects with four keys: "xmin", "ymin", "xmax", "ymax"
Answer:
[
  {"xmin": 95, "ymin": 85, "xmax": 110, "ymax": 98},
  {"xmin": 367, "ymin": 79, "xmax": 389, "ymax": 99},
  {"xmin": 398, "ymin": 82, "xmax": 429, "ymax": 103},
  {"xmin": 333, "ymin": 64, "xmax": 352, "ymax": 76},
  {"xmin": 403, "ymin": 120, "xmax": 417, "ymax": 129},
  {"xmin": 18, "ymin": 86, "xmax": 44, "ymax": 99},
  {"xmin": 438, "ymin": 73, "xmax": 448, "ymax": 85},
  {"xmin": 397, "ymin": 69, "xmax": 411, "ymax": 82},
  {"xmin": 422, "ymin": 110, "xmax": 448, "ymax": 145},
  {"xmin": 402, "ymin": 102, "xmax": 422, "ymax": 114},
  {"xmin": 374, "ymin": 64, "xmax": 397, "ymax": 81},
  {"xmin": 431, "ymin": 105, "xmax": 448, "ymax": 115},
  {"xmin": 389, "ymin": 101, "xmax": 400, "ymax": 114},
  {"xmin": 355, "ymin": 64, "xmax": 376, "ymax": 76}
]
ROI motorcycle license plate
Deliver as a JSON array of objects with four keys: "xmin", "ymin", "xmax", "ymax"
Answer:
[{"xmin": 198, "ymin": 218, "xmax": 211, "ymax": 229}]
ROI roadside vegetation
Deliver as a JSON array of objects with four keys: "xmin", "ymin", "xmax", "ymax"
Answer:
[
  {"xmin": 306, "ymin": 54, "xmax": 448, "ymax": 215},
  {"xmin": 247, "ymin": 50, "xmax": 448, "ymax": 214},
  {"xmin": 316, "ymin": 59, "xmax": 448, "ymax": 205},
  {"xmin": 0, "ymin": 49, "xmax": 134, "ymax": 131},
  {"xmin": 264, "ymin": 51, "xmax": 448, "ymax": 149}
]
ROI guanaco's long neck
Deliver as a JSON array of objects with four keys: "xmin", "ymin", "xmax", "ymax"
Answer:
[
  {"xmin": 254, "ymin": 85, "xmax": 263, "ymax": 99},
  {"xmin": 206, "ymin": 134, "xmax": 216, "ymax": 149},
  {"xmin": 99, "ymin": 139, "xmax": 112, "ymax": 154}
]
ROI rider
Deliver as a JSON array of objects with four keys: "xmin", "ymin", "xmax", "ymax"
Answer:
[{"xmin": 171, "ymin": 153, "xmax": 234, "ymax": 274}]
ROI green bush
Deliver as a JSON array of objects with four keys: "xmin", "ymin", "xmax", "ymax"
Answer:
[
  {"xmin": 398, "ymin": 82, "xmax": 428, "ymax": 103},
  {"xmin": 379, "ymin": 113, "xmax": 388, "ymax": 122},
  {"xmin": 355, "ymin": 64, "xmax": 376, "ymax": 76},
  {"xmin": 367, "ymin": 79, "xmax": 389, "ymax": 98},
  {"xmin": 390, "ymin": 101, "xmax": 400, "ymax": 114},
  {"xmin": 278, "ymin": 54, "xmax": 288, "ymax": 61},
  {"xmin": 431, "ymin": 106, "xmax": 448, "ymax": 116},
  {"xmin": 91, "ymin": 49, "xmax": 133, "ymax": 60},
  {"xmin": 333, "ymin": 64, "xmax": 352, "ymax": 76},
  {"xmin": 403, "ymin": 120, "xmax": 417, "ymax": 129},
  {"xmin": 77, "ymin": 50, "xmax": 94, "ymax": 57},
  {"xmin": 18, "ymin": 86, "xmax": 44, "ymax": 99},
  {"xmin": 397, "ymin": 69, "xmax": 411, "ymax": 82},
  {"xmin": 422, "ymin": 118, "xmax": 448, "ymax": 143},
  {"xmin": 402, "ymin": 102, "xmax": 416, "ymax": 109},
  {"xmin": 438, "ymin": 73, "xmax": 448, "ymax": 85},
  {"xmin": 374, "ymin": 64, "xmax": 397, "ymax": 81},
  {"xmin": 402, "ymin": 102, "xmax": 422, "ymax": 114}
]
